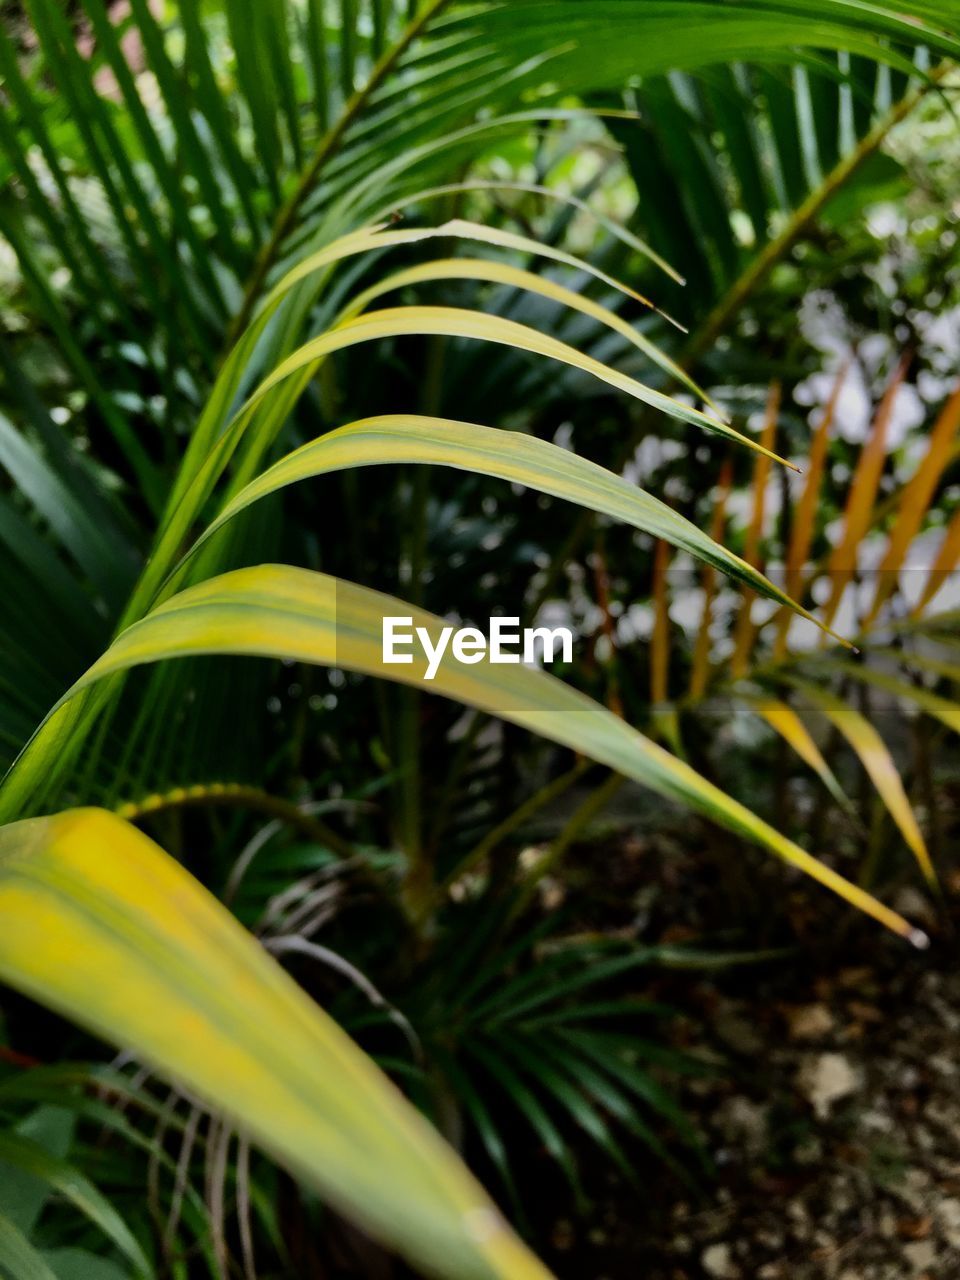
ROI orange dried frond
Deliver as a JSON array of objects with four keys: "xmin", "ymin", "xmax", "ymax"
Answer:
[
  {"xmin": 864, "ymin": 382, "xmax": 960, "ymax": 629},
  {"xmin": 730, "ymin": 382, "xmax": 780, "ymax": 678},
  {"xmin": 912, "ymin": 504, "xmax": 960, "ymax": 618},
  {"xmin": 744, "ymin": 382, "xmax": 781, "ymax": 565},
  {"xmin": 819, "ymin": 354, "xmax": 911, "ymax": 637},
  {"xmin": 773, "ymin": 361, "xmax": 847, "ymax": 659}
]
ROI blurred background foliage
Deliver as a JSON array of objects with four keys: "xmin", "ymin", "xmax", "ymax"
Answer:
[{"xmin": 0, "ymin": 1, "xmax": 959, "ymax": 1277}]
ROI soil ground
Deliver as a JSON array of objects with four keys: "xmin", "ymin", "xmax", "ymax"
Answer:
[{"xmin": 530, "ymin": 781, "xmax": 960, "ymax": 1280}]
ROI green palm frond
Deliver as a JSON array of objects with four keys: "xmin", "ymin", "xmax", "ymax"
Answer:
[
  {"xmin": 650, "ymin": 372, "xmax": 960, "ymax": 896},
  {"xmin": 0, "ymin": 4, "xmax": 957, "ymax": 1277}
]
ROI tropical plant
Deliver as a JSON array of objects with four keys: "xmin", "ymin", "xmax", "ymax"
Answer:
[
  {"xmin": 657, "ymin": 365, "xmax": 960, "ymax": 892},
  {"xmin": 0, "ymin": 3, "xmax": 958, "ymax": 1278},
  {"xmin": 534, "ymin": 360, "xmax": 958, "ymax": 924}
]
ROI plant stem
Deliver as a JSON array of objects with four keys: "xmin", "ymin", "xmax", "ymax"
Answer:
[
  {"xmin": 524, "ymin": 72, "xmax": 943, "ymax": 706},
  {"xmin": 224, "ymin": 0, "xmax": 453, "ymax": 350},
  {"xmin": 442, "ymin": 759, "xmax": 590, "ymax": 891},
  {"xmin": 682, "ymin": 70, "xmax": 943, "ymax": 368},
  {"xmin": 510, "ymin": 771, "xmax": 624, "ymax": 921},
  {"xmin": 115, "ymin": 782, "xmax": 357, "ymax": 860}
]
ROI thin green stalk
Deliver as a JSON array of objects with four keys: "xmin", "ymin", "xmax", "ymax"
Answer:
[
  {"xmin": 526, "ymin": 70, "xmax": 942, "ymax": 636},
  {"xmin": 682, "ymin": 69, "xmax": 942, "ymax": 367},
  {"xmin": 115, "ymin": 782, "xmax": 356, "ymax": 861},
  {"xmin": 225, "ymin": 0, "xmax": 453, "ymax": 349},
  {"xmin": 441, "ymin": 760, "xmax": 590, "ymax": 891},
  {"xmin": 399, "ymin": 326, "xmax": 447, "ymax": 920},
  {"xmin": 912, "ymin": 710, "xmax": 942, "ymax": 870},
  {"xmin": 425, "ymin": 710, "xmax": 483, "ymax": 855},
  {"xmin": 509, "ymin": 772, "xmax": 625, "ymax": 921},
  {"xmin": 398, "ymin": 467, "xmax": 429, "ymax": 866}
]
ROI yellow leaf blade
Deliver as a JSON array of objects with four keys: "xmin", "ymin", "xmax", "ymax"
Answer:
[
  {"xmin": 913, "ymin": 505, "xmax": 960, "ymax": 618},
  {"xmin": 158, "ymin": 214, "xmax": 687, "ymax": 574},
  {"xmin": 378, "ymin": 184, "xmax": 684, "ymax": 284},
  {"xmin": 250, "ymin": 307, "xmax": 792, "ymax": 463},
  {"xmin": 343, "ymin": 258, "xmax": 714, "ymax": 408},
  {"xmin": 263, "ymin": 217, "xmax": 665, "ymax": 317},
  {"xmin": 830, "ymin": 659, "xmax": 960, "ymax": 737},
  {"xmin": 746, "ymin": 697, "xmax": 851, "ymax": 813},
  {"xmin": 820, "ymin": 356, "xmax": 910, "ymax": 635},
  {"xmin": 187, "ymin": 416, "xmax": 825, "ymax": 629},
  {"xmin": 787, "ymin": 677, "xmax": 936, "ymax": 891},
  {"xmin": 0, "ymin": 809, "xmax": 552, "ymax": 1280},
  {"xmin": 41, "ymin": 564, "xmax": 924, "ymax": 944},
  {"xmin": 774, "ymin": 361, "xmax": 847, "ymax": 658}
]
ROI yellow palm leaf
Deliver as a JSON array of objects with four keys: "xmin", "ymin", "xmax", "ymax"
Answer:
[
  {"xmin": 0, "ymin": 809, "xmax": 551, "ymax": 1280},
  {"xmin": 746, "ymin": 696, "xmax": 852, "ymax": 814},
  {"xmin": 21, "ymin": 563, "xmax": 923, "ymax": 944},
  {"xmin": 787, "ymin": 676, "xmax": 935, "ymax": 890},
  {"xmin": 774, "ymin": 362, "xmax": 847, "ymax": 658}
]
